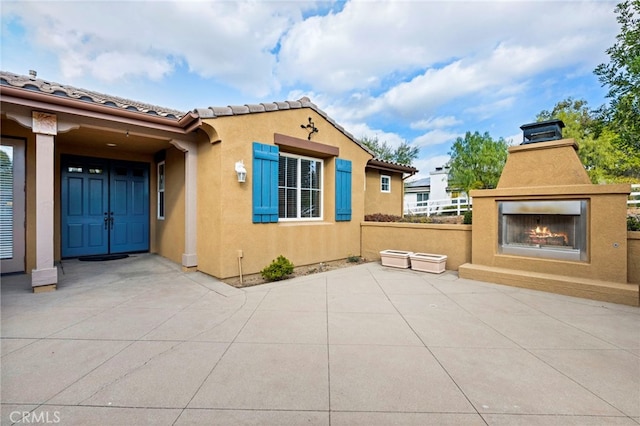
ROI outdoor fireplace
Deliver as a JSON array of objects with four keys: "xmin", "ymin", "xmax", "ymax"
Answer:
[
  {"xmin": 498, "ymin": 200, "xmax": 587, "ymax": 261},
  {"xmin": 458, "ymin": 123, "xmax": 634, "ymax": 305}
]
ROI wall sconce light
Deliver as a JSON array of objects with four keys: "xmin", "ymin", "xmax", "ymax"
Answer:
[{"xmin": 235, "ymin": 160, "xmax": 247, "ymax": 183}]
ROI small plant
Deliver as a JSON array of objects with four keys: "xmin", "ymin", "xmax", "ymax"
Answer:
[
  {"xmin": 347, "ymin": 254, "xmax": 361, "ymax": 263},
  {"xmin": 463, "ymin": 210, "xmax": 473, "ymax": 225},
  {"xmin": 260, "ymin": 255, "xmax": 294, "ymax": 281},
  {"xmin": 628, "ymin": 215, "xmax": 640, "ymax": 231}
]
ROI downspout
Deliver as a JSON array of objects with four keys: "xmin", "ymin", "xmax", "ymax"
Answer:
[{"xmin": 402, "ymin": 171, "xmax": 417, "ymax": 216}]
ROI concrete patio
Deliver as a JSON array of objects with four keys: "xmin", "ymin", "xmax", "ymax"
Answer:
[{"xmin": 1, "ymin": 254, "xmax": 639, "ymax": 425}]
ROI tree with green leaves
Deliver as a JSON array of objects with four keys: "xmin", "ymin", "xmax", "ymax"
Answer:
[
  {"xmin": 359, "ymin": 135, "xmax": 419, "ymax": 166},
  {"xmin": 594, "ymin": 0, "xmax": 640, "ymax": 152},
  {"xmin": 447, "ymin": 131, "xmax": 508, "ymax": 198},
  {"xmin": 537, "ymin": 98, "xmax": 639, "ymax": 182}
]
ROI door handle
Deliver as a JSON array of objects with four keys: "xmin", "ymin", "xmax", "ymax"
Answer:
[
  {"xmin": 109, "ymin": 212, "xmax": 114, "ymax": 230},
  {"xmin": 104, "ymin": 213, "xmax": 109, "ymax": 230}
]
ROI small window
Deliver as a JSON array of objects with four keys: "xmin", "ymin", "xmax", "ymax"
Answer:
[
  {"xmin": 380, "ymin": 175, "xmax": 391, "ymax": 193},
  {"xmin": 133, "ymin": 169, "xmax": 144, "ymax": 178},
  {"xmin": 157, "ymin": 161, "xmax": 165, "ymax": 219},
  {"xmin": 67, "ymin": 166, "xmax": 83, "ymax": 173},
  {"xmin": 88, "ymin": 168, "xmax": 103, "ymax": 174},
  {"xmin": 417, "ymin": 192, "xmax": 429, "ymax": 204}
]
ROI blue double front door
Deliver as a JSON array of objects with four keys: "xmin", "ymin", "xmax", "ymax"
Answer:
[{"xmin": 61, "ymin": 156, "xmax": 150, "ymax": 258}]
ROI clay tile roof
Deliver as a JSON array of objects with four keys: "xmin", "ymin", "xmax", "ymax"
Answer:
[
  {"xmin": 0, "ymin": 71, "xmax": 186, "ymax": 119},
  {"xmin": 1, "ymin": 71, "xmax": 416, "ymax": 173},
  {"xmin": 194, "ymin": 97, "xmax": 374, "ymax": 157}
]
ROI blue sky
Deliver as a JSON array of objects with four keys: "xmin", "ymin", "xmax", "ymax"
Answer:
[{"xmin": 1, "ymin": 0, "xmax": 618, "ymax": 180}]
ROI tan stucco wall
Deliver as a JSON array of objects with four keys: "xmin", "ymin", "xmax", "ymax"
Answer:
[
  {"xmin": 498, "ymin": 139, "xmax": 591, "ymax": 188},
  {"xmin": 194, "ymin": 133, "xmax": 223, "ymax": 276},
  {"xmin": 155, "ymin": 147, "xmax": 185, "ymax": 265},
  {"xmin": 361, "ymin": 222, "xmax": 472, "ymax": 270},
  {"xmin": 364, "ymin": 170, "xmax": 404, "ymax": 217},
  {"xmin": 196, "ymin": 109, "xmax": 371, "ymax": 278},
  {"xmin": 628, "ymin": 231, "xmax": 640, "ymax": 284}
]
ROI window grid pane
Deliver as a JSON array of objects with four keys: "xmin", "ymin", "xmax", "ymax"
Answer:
[
  {"xmin": 381, "ymin": 175, "xmax": 390, "ymax": 192},
  {"xmin": 157, "ymin": 161, "xmax": 165, "ymax": 219},
  {"xmin": 278, "ymin": 155, "xmax": 322, "ymax": 220}
]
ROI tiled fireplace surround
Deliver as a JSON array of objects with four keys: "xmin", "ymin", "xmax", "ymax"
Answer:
[{"xmin": 459, "ymin": 138, "xmax": 638, "ymax": 306}]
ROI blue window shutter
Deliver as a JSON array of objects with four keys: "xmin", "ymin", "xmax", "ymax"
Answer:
[
  {"xmin": 252, "ymin": 142, "xmax": 279, "ymax": 223},
  {"xmin": 335, "ymin": 159, "xmax": 352, "ymax": 221}
]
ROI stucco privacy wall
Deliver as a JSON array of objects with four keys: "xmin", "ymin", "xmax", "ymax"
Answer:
[
  {"xmin": 364, "ymin": 171, "xmax": 404, "ymax": 216},
  {"xmin": 196, "ymin": 108, "xmax": 372, "ymax": 278},
  {"xmin": 361, "ymin": 222, "xmax": 472, "ymax": 270}
]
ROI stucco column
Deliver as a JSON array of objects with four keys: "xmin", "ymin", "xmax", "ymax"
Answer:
[
  {"xmin": 170, "ymin": 139, "xmax": 198, "ymax": 270},
  {"xmin": 31, "ymin": 112, "xmax": 58, "ymax": 291}
]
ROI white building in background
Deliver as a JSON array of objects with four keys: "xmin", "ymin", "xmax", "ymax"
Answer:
[{"xmin": 404, "ymin": 166, "xmax": 468, "ymax": 215}]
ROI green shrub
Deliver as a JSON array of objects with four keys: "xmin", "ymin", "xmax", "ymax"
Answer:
[
  {"xmin": 261, "ymin": 255, "xmax": 294, "ymax": 281},
  {"xmin": 628, "ymin": 215, "xmax": 640, "ymax": 231},
  {"xmin": 463, "ymin": 210, "xmax": 473, "ymax": 225},
  {"xmin": 347, "ymin": 254, "xmax": 361, "ymax": 263}
]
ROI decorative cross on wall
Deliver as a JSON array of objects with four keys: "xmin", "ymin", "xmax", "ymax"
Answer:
[{"xmin": 300, "ymin": 117, "xmax": 319, "ymax": 140}]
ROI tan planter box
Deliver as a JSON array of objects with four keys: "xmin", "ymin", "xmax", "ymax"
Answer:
[
  {"xmin": 379, "ymin": 250, "xmax": 413, "ymax": 269},
  {"xmin": 410, "ymin": 253, "xmax": 447, "ymax": 274}
]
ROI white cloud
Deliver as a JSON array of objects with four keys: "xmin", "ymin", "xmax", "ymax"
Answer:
[
  {"xmin": 1, "ymin": 0, "xmax": 618, "ymax": 168},
  {"xmin": 411, "ymin": 116, "xmax": 462, "ymax": 130},
  {"xmin": 341, "ymin": 122, "xmax": 406, "ymax": 148},
  {"xmin": 2, "ymin": 1, "xmax": 308, "ymax": 96},
  {"xmin": 277, "ymin": 1, "xmax": 615, "ymax": 95},
  {"xmin": 413, "ymin": 129, "xmax": 462, "ymax": 148},
  {"xmin": 463, "ymin": 97, "xmax": 517, "ymax": 121}
]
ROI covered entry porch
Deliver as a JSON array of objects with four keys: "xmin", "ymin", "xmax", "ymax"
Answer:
[{"xmin": 0, "ymin": 71, "xmax": 201, "ymax": 291}]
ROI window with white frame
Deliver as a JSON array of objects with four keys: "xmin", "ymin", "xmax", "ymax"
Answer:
[
  {"xmin": 417, "ymin": 192, "xmax": 429, "ymax": 204},
  {"xmin": 157, "ymin": 161, "xmax": 165, "ymax": 219},
  {"xmin": 380, "ymin": 175, "xmax": 391, "ymax": 193},
  {"xmin": 278, "ymin": 153, "xmax": 323, "ymax": 220}
]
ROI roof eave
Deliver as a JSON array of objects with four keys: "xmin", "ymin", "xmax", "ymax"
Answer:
[
  {"xmin": 0, "ymin": 85, "xmax": 191, "ymax": 133},
  {"xmin": 366, "ymin": 158, "xmax": 418, "ymax": 174}
]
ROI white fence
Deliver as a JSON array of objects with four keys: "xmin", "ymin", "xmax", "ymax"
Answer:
[
  {"xmin": 404, "ymin": 196, "xmax": 472, "ymax": 217},
  {"xmin": 630, "ymin": 184, "xmax": 640, "ymax": 209},
  {"xmin": 404, "ymin": 184, "xmax": 639, "ymax": 216}
]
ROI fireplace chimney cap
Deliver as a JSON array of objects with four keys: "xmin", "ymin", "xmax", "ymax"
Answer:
[{"xmin": 520, "ymin": 119, "xmax": 565, "ymax": 145}]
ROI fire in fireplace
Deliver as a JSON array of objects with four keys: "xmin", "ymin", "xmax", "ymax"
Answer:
[{"xmin": 498, "ymin": 200, "xmax": 588, "ymax": 261}]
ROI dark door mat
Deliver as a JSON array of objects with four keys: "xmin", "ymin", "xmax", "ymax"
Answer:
[{"xmin": 78, "ymin": 254, "xmax": 129, "ymax": 262}]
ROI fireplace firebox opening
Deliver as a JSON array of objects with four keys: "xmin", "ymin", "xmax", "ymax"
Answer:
[{"xmin": 498, "ymin": 200, "xmax": 588, "ymax": 261}]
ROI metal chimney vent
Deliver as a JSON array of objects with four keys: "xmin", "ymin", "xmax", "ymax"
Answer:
[{"xmin": 520, "ymin": 119, "xmax": 565, "ymax": 145}]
